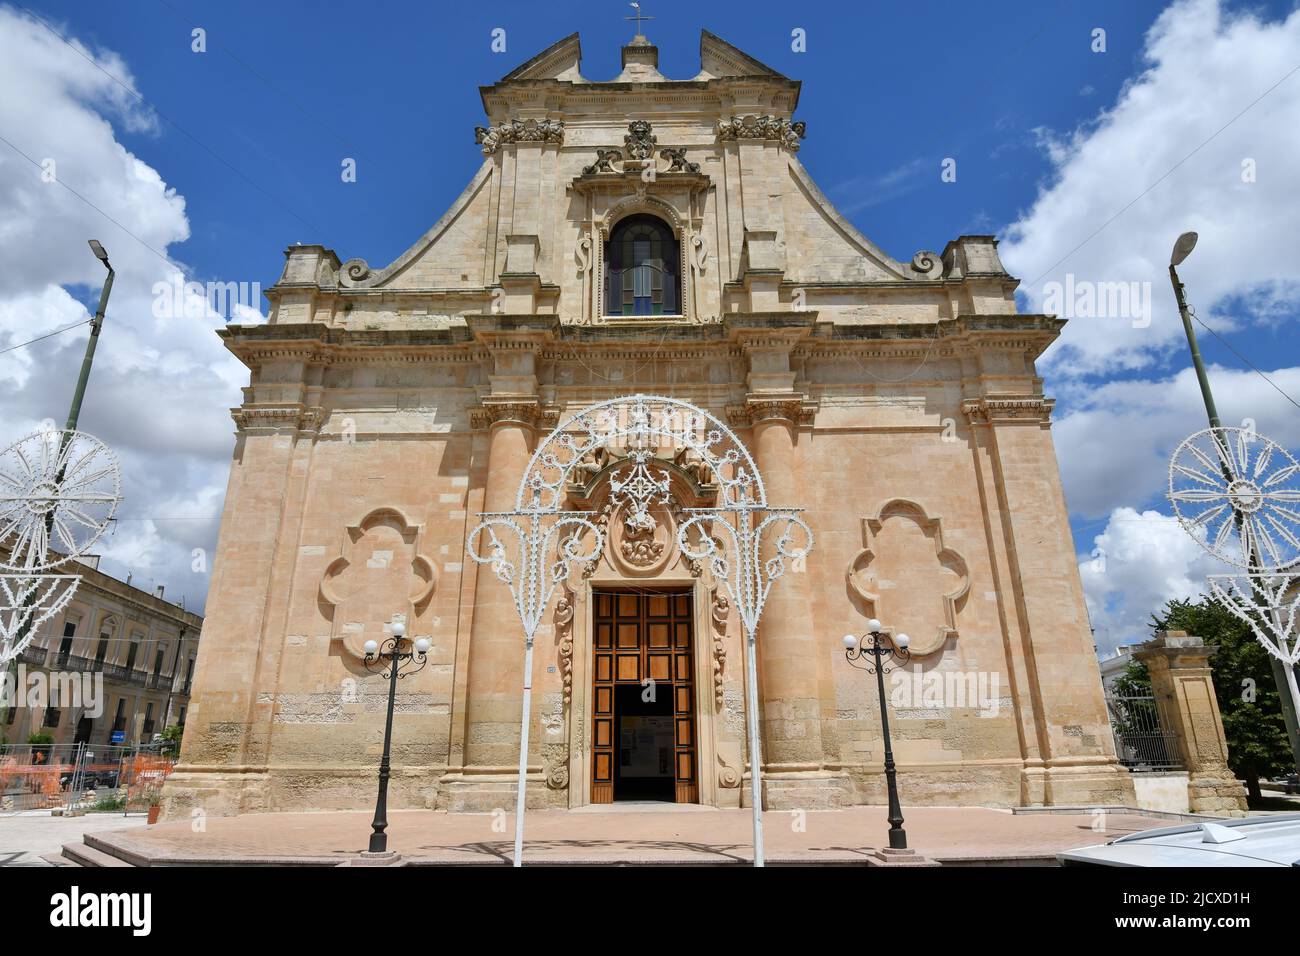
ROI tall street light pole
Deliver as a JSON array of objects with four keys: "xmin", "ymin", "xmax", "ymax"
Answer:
[
  {"xmin": 361, "ymin": 619, "xmax": 429, "ymax": 857},
  {"xmin": 2, "ymin": 241, "xmax": 116, "ymax": 689},
  {"xmin": 843, "ymin": 621, "xmax": 912, "ymax": 854},
  {"xmin": 66, "ymin": 240, "xmax": 114, "ymax": 435},
  {"xmin": 1168, "ymin": 232, "xmax": 1300, "ymax": 769}
]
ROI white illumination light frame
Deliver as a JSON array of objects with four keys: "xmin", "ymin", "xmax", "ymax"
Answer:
[{"xmin": 466, "ymin": 394, "xmax": 812, "ymax": 867}]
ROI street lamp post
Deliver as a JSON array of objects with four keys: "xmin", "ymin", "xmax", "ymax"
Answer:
[
  {"xmin": 1168, "ymin": 232, "xmax": 1300, "ymax": 771},
  {"xmin": 0, "ymin": 241, "xmax": 115, "ymax": 674},
  {"xmin": 361, "ymin": 620, "xmax": 430, "ymax": 855},
  {"xmin": 843, "ymin": 620, "xmax": 911, "ymax": 851},
  {"xmin": 67, "ymin": 241, "xmax": 114, "ymax": 436}
]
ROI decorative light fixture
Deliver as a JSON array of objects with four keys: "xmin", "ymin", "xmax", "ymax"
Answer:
[
  {"xmin": 361, "ymin": 617, "xmax": 429, "ymax": 855},
  {"xmin": 466, "ymin": 394, "xmax": 812, "ymax": 867},
  {"xmin": 843, "ymin": 619, "xmax": 912, "ymax": 853},
  {"xmin": 1168, "ymin": 426, "xmax": 1300, "ymax": 571}
]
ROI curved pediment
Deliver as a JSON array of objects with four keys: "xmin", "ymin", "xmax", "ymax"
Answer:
[{"xmin": 337, "ymin": 160, "xmax": 494, "ymax": 291}]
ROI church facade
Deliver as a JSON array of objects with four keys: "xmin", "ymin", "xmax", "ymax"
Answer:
[{"xmin": 163, "ymin": 30, "xmax": 1135, "ymax": 818}]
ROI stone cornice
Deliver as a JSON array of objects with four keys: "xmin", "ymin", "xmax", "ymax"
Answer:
[{"xmin": 218, "ymin": 313, "xmax": 1061, "ymax": 369}]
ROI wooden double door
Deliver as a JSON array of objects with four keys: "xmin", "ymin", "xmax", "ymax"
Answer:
[{"xmin": 591, "ymin": 590, "xmax": 698, "ymax": 803}]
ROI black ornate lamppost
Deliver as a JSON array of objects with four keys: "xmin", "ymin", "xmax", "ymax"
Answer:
[
  {"xmin": 362, "ymin": 619, "xmax": 430, "ymax": 854},
  {"xmin": 843, "ymin": 620, "xmax": 911, "ymax": 851}
]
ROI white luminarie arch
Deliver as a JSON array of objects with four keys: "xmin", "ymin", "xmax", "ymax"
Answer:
[
  {"xmin": 0, "ymin": 428, "xmax": 122, "ymax": 667},
  {"xmin": 1167, "ymin": 424, "xmax": 1300, "ymax": 763},
  {"xmin": 466, "ymin": 394, "xmax": 813, "ymax": 867}
]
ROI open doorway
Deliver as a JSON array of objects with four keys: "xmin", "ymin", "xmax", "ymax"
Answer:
[{"xmin": 614, "ymin": 684, "xmax": 674, "ymax": 801}]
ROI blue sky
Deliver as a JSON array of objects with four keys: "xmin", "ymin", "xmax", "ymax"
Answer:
[{"xmin": 3, "ymin": 0, "xmax": 1299, "ymax": 650}]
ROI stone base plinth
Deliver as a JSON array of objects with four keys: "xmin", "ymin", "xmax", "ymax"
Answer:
[
  {"xmin": 1188, "ymin": 773, "xmax": 1250, "ymax": 816},
  {"xmin": 1035, "ymin": 763, "xmax": 1136, "ymax": 808},
  {"xmin": 741, "ymin": 770, "xmax": 846, "ymax": 810},
  {"xmin": 439, "ymin": 773, "xmax": 551, "ymax": 812},
  {"xmin": 341, "ymin": 851, "xmax": 405, "ymax": 867},
  {"xmin": 869, "ymin": 847, "xmax": 939, "ymax": 867}
]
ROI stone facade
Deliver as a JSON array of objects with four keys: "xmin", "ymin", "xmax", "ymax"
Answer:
[
  {"xmin": 163, "ymin": 30, "xmax": 1134, "ymax": 818},
  {"xmin": 4, "ymin": 555, "xmax": 202, "ymax": 749}
]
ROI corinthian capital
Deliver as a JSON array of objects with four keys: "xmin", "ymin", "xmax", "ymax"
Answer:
[
  {"xmin": 726, "ymin": 397, "xmax": 816, "ymax": 428},
  {"xmin": 469, "ymin": 400, "xmax": 558, "ymax": 431}
]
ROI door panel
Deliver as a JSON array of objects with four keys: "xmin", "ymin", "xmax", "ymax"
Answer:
[{"xmin": 591, "ymin": 589, "xmax": 697, "ymax": 803}]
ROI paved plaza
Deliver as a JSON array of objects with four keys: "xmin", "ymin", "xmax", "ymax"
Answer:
[
  {"xmin": 0, "ymin": 811, "xmax": 149, "ymax": 866},
  {"xmin": 36, "ymin": 805, "xmax": 1195, "ymax": 866}
]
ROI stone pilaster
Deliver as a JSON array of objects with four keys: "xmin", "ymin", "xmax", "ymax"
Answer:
[
  {"xmin": 730, "ymin": 397, "xmax": 842, "ymax": 808},
  {"xmin": 444, "ymin": 399, "xmax": 550, "ymax": 811},
  {"xmin": 1134, "ymin": 631, "xmax": 1249, "ymax": 816},
  {"xmin": 961, "ymin": 390, "xmax": 1134, "ymax": 807},
  {"xmin": 161, "ymin": 405, "xmax": 317, "ymax": 818}
]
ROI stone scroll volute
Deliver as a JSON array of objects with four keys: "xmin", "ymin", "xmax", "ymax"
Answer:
[{"xmin": 846, "ymin": 499, "xmax": 970, "ymax": 657}]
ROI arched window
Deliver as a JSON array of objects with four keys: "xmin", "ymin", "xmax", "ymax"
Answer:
[{"xmin": 604, "ymin": 214, "xmax": 680, "ymax": 316}]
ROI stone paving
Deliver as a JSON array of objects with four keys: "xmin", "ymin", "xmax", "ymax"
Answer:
[
  {"xmin": 0, "ymin": 810, "xmax": 149, "ymax": 866},
  {"xmin": 65, "ymin": 805, "xmax": 1182, "ymax": 865}
]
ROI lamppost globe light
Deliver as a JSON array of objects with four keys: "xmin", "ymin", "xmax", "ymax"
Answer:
[
  {"xmin": 866, "ymin": 619, "xmax": 882, "ymax": 634},
  {"xmin": 842, "ymin": 633, "xmax": 858, "ymax": 649},
  {"xmin": 391, "ymin": 621, "xmax": 405, "ymax": 638},
  {"xmin": 414, "ymin": 638, "xmax": 431, "ymax": 654},
  {"xmin": 363, "ymin": 640, "xmax": 378, "ymax": 655},
  {"xmin": 1170, "ymin": 231, "xmax": 1198, "ymax": 266},
  {"xmin": 87, "ymin": 239, "xmax": 110, "ymax": 265},
  {"xmin": 895, "ymin": 633, "xmax": 910, "ymax": 650}
]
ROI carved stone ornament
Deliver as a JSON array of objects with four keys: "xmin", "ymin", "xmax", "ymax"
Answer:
[
  {"xmin": 710, "ymin": 590, "xmax": 729, "ymax": 708},
  {"xmin": 716, "ymin": 115, "xmax": 807, "ymax": 152},
  {"xmin": 582, "ymin": 148, "xmax": 623, "ymax": 175},
  {"xmin": 910, "ymin": 250, "xmax": 943, "ymax": 279},
  {"xmin": 846, "ymin": 499, "xmax": 970, "ymax": 657},
  {"xmin": 660, "ymin": 147, "xmax": 700, "ymax": 173},
  {"xmin": 726, "ymin": 399, "xmax": 816, "ymax": 429},
  {"xmin": 581, "ymin": 122, "xmax": 700, "ymax": 176},
  {"xmin": 624, "ymin": 119, "xmax": 657, "ymax": 159},
  {"xmin": 475, "ymin": 119, "xmax": 565, "ymax": 155},
  {"xmin": 961, "ymin": 395, "xmax": 1055, "ymax": 426},
  {"xmin": 717, "ymin": 753, "xmax": 741, "ymax": 789},
  {"xmin": 555, "ymin": 589, "xmax": 575, "ymax": 707},
  {"xmin": 469, "ymin": 401, "xmax": 558, "ymax": 431},
  {"xmin": 320, "ymin": 507, "xmax": 437, "ymax": 659}
]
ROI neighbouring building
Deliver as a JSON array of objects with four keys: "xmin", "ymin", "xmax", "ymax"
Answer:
[
  {"xmin": 165, "ymin": 29, "xmax": 1138, "ymax": 818},
  {"xmin": 3, "ymin": 555, "xmax": 203, "ymax": 750}
]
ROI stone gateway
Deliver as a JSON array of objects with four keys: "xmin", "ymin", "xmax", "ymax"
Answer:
[{"xmin": 163, "ymin": 29, "xmax": 1135, "ymax": 818}]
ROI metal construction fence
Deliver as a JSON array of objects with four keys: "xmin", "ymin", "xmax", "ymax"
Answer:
[
  {"xmin": 1105, "ymin": 692, "xmax": 1184, "ymax": 772},
  {"xmin": 0, "ymin": 742, "xmax": 175, "ymax": 815}
]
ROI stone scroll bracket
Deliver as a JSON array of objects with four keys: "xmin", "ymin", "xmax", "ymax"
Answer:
[
  {"xmin": 846, "ymin": 498, "xmax": 970, "ymax": 657},
  {"xmin": 319, "ymin": 506, "xmax": 438, "ymax": 660}
]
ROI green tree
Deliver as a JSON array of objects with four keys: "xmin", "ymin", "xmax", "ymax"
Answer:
[
  {"xmin": 1152, "ymin": 597, "xmax": 1293, "ymax": 799},
  {"xmin": 159, "ymin": 724, "xmax": 184, "ymax": 757}
]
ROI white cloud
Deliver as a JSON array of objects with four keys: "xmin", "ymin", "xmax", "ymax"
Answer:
[
  {"xmin": 1053, "ymin": 364, "xmax": 1300, "ymax": 519},
  {"xmin": 1078, "ymin": 507, "xmax": 1227, "ymax": 654},
  {"xmin": 1001, "ymin": 0, "xmax": 1300, "ymax": 378},
  {"xmin": 0, "ymin": 7, "xmax": 255, "ymax": 612}
]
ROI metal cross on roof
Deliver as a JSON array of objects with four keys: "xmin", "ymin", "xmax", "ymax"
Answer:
[{"xmin": 625, "ymin": 2, "xmax": 653, "ymax": 37}]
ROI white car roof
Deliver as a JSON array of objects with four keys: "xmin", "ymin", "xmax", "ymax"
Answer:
[{"xmin": 1059, "ymin": 813, "xmax": 1300, "ymax": 867}]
